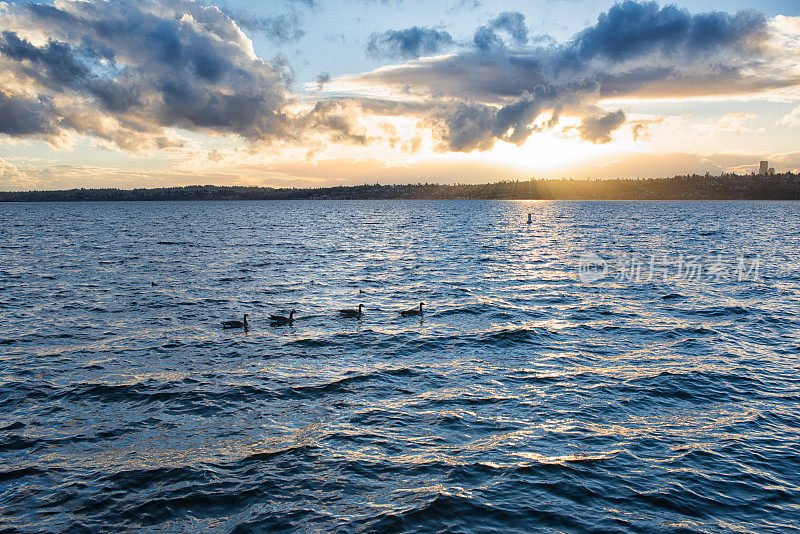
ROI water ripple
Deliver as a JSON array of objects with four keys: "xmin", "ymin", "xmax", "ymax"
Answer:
[{"xmin": 1, "ymin": 200, "xmax": 800, "ymax": 532}]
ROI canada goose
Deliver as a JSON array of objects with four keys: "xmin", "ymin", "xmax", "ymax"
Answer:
[
  {"xmin": 222, "ymin": 314, "xmax": 248, "ymax": 329},
  {"xmin": 339, "ymin": 304, "xmax": 363, "ymax": 318},
  {"xmin": 400, "ymin": 302, "xmax": 424, "ymax": 316},
  {"xmin": 270, "ymin": 310, "xmax": 295, "ymax": 326}
]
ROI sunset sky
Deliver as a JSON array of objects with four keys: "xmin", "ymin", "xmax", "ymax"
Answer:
[{"xmin": 0, "ymin": 0, "xmax": 799, "ymax": 190}]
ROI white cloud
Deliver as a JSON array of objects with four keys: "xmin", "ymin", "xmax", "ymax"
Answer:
[
  {"xmin": 0, "ymin": 158, "xmax": 36, "ymax": 189},
  {"xmin": 779, "ymin": 105, "xmax": 800, "ymax": 127}
]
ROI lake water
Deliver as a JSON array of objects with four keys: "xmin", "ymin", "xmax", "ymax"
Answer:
[{"xmin": 1, "ymin": 200, "xmax": 799, "ymax": 533}]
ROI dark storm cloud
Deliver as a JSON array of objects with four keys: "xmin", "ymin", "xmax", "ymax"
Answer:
[
  {"xmin": 0, "ymin": 0, "xmax": 361, "ymax": 150},
  {"xmin": 427, "ymin": 85, "xmax": 565, "ymax": 152},
  {"xmin": 360, "ymin": 2, "xmax": 770, "ymax": 100},
  {"xmin": 570, "ymin": 2, "xmax": 766, "ymax": 63},
  {"xmin": 579, "ymin": 110, "xmax": 627, "ymax": 143},
  {"xmin": 366, "ymin": 27, "xmax": 455, "ymax": 60},
  {"xmin": 351, "ymin": 1, "xmax": 779, "ymax": 151},
  {"xmin": 473, "ymin": 11, "xmax": 528, "ymax": 51},
  {"xmin": 0, "ymin": 92, "xmax": 58, "ymax": 137},
  {"xmin": 0, "ymin": 0, "xmax": 793, "ymax": 157},
  {"xmin": 0, "ymin": 31, "xmax": 90, "ymax": 86}
]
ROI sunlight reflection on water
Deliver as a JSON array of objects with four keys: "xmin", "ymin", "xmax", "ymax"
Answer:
[{"xmin": 1, "ymin": 200, "xmax": 800, "ymax": 532}]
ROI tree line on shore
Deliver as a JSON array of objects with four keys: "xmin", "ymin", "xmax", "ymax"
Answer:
[{"xmin": 2, "ymin": 173, "xmax": 799, "ymax": 201}]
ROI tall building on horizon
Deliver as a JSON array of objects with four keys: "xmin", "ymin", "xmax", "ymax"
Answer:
[{"xmin": 760, "ymin": 161, "xmax": 769, "ymax": 175}]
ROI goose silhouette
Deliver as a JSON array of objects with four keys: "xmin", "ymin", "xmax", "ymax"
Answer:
[
  {"xmin": 222, "ymin": 314, "xmax": 248, "ymax": 329},
  {"xmin": 339, "ymin": 304, "xmax": 364, "ymax": 318},
  {"xmin": 270, "ymin": 310, "xmax": 294, "ymax": 326},
  {"xmin": 400, "ymin": 303, "xmax": 424, "ymax": 317}
]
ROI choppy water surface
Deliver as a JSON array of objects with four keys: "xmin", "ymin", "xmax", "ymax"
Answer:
[{"xmin": 1, "ymin": 200, "xmax": 800, "ymax": 533}]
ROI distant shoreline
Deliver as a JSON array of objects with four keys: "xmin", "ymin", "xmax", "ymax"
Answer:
[{"xmin": 2, "ymin": 174, "xmax": 799, "ymax": 201}]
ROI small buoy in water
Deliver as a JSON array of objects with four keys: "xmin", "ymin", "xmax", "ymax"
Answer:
[{"xmin": 527, "ymin": 213, "xmax": 532, "ymax": 224}]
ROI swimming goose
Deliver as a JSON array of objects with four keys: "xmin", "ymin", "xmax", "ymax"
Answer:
[
  {"xmin": 270, "ymin": 310, "xmax": 295, "ymax": 326},
  {"xmin": 339, "ymin": 304, "xmax": 364, "ymax": 318},
  {"xmin": 222, "ymin": 314, "xmax": 248, "ymax": 329},
  {"xmin": 400, "ymin": 302, "xmax": 424, "ymax": 317}
]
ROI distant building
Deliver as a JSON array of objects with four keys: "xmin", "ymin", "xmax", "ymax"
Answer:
[
  {"xmin": 769, "ymin": 167, "xmax": 775, "ymax": 176},
  {"xmin": 760, "ymin": 161, "xmax": 769, "ymax": 175}
]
